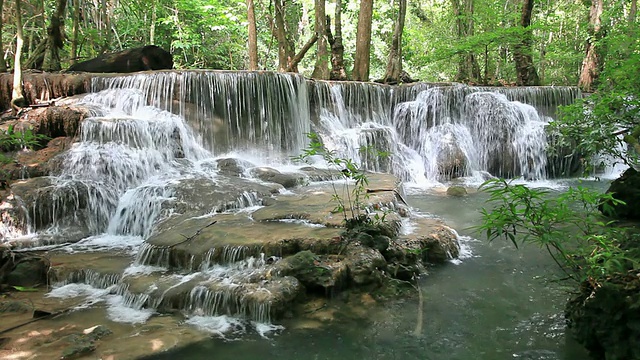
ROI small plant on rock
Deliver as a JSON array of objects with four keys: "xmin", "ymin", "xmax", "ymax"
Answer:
[{"xmin": 292, "ymin": 132, "xmax": 393, "ymax": 244}]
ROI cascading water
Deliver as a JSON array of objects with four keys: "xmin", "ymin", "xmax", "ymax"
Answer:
[{"xmin": 2, "ymin": 71, "xmax": 586, "ymax": 345}]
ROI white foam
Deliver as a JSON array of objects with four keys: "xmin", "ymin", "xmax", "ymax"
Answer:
[
  {"xmin": 185, "ymin": 315, "xmax": 246, "ymax": 337},
  {"xmin": 275, "ymin": 219, "xmax": 325, "ymax": 227},
  {"xmin": 47, "ymin": 283, "xmax": 110, "ymax": 299},
  {"xmin": 122, "ymin": 264, "xmax": 167, "ymax": 277},
  {"xmin": 449, "ymin": 235, "xmax": 478, "ymax": 265},
  {"xmin": 253, "ymin": 321, "xmax": 285, "ymax": 339},
  {"xmin": 71, "ymin": 234, "xmax": 145, "ymax": 253},
  {"xmin": 106, "ymin": 295, "xmax": 154, "ymax": 324}
]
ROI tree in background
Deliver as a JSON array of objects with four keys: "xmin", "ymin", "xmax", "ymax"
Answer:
[
  {"xmin": 247, "ymin": 0, "xmax": 259, "ymax": 70},
  {"xmin": 0, "ymin": 0, "xmax": 6, "ymax": 72},
  {"xmin": 41, "ymin": 0, "xmax": 67, "ymax": 71},
  {"xmin": 310, "ymin": 0, "xmax": 329, "ymax": 79},
  {"xmin": 578, "ymin": 0, "xmax": 604, "ymax": 92},
  {"xmin": 11, "ymin": 0, "xmax": 24, "ymax": 111},
  {"xmin": 327, "ymin": 0, "xmax": 348, "ymax": 80},
  {"xmin": 381, "ymin": 0, "xmax": 407, "ymax": 84},
  {"xmin": 513, "ymin": 0, "xmax": 540, "ymax": 86},
  {"xmin": 451, "ymin": 0, "xmax": 481, "ymax": 83},
  {"xmin": 352, "ymin": 0, "xmax": 373, "ymax": 81}
]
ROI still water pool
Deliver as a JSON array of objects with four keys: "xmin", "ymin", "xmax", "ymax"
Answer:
[{"xmin": 146, "ymin": 181, "xmax": 602, "ymax": 360}]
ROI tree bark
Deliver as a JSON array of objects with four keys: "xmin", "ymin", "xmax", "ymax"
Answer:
[
  {"xmin": 0, "ymin": 0, "xmax": 6, "ymax": 72},
  {"xmin": 71, "ymin": 0, "xmax": 80, "ymax": 65},
  {"xmin": 382, "ymin": 0, "xmax": 407, "ymax": 84},
  {"xmin": 274, "ymin": 0, "xmax": 296, "ymax": 72},
  {"xmin": 327, "ymin": 0, "xmax": 347, "ymax": 80},
  {"xmin": 42, "ymin": 0, "xmax": 67, "ymax": 72},
  {"xmin": 630, "ymin": 0, "xmax": 637, "ymax": 24},
  {"xmin": 150, "ymin": 2, "xmax": 157, "ymax": 45},
  {"xmin": 12, "ymin": 0, "xmax": 25, "ymax": 111},
  {"xmin": 578, "ymin": 0, "xmax": 604, "ymax": 92},
  {"xmin": 286, "ymin": 34, "xmax": 318, "ymax": 72},
  {"xmin": 513, "ymin": 0, "xmax": 541, "ymax": 86},
  {"xmin": 352, "ymin": 0, "xmax": 373, "ymax": 81},
  {"xmin": 247, "ymin": 0, "xmax": 259, "ymax": 70},
  {"xmin": 452, "ymin": 0, "xmax": 481, "ymax": 83},
  {"xmin": 311, "ymin": 0, "xmax": 330, "ymax": 79}
]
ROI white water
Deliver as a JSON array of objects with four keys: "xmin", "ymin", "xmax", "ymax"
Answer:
[{"xmin": 3, "ymin": 73, "xmax": 596, "ymax": 340}]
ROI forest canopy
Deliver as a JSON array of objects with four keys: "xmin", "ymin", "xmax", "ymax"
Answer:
[{"xmin": 0, "ymin": 0, "xmax": 637, "ymax": 88}]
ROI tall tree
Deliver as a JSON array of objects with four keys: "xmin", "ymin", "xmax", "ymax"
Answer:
[
  {"xmin": 273, "ymin": 0, "xmax": 296, "ymax": 71},
  {"xmin": 311, "ymin": 0, "xmax": 329, "ymax": 79},
  {"xmin": 12, "ymin": 0, "xmax": 25, "ymax": 111},
  {"xmin": 247, "ymin": 0, "xmax": 259, "ymax": 70},
  {"xmin": 513, "ymin": 0, "xmax": 541, "ymax": 85},
  {"xmin": 578, "ymin": 0, "xmax": 604, "ymax": 92},
  {"xmin": 451, "ymin": 0, "xmax": 481, "ymax": 83},
  {"xmin": 352, "ymin": 0, "xmax": 373, "ymax": 81},
  {"xmin": 0, "ymin": 0, "xmax": 6, "ymax": 72},
  {"xmin": 70, "ymin": 0, "xmax": 80, "ymax": 65},
  {"xmin": 381, "ymin": 0, "xmax": 407, "ymax": 84},
  {"xmin": 327, "ymin": 0, "xmax": 347, "ymax": 80},
  {"xmin": 42, "ymin": 0, "xmax": 67, "ymax": 71}
]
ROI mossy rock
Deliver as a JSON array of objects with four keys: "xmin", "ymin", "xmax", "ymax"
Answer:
[{"xmin": 446, "ymin": 186, "xmax": 467, "ymax": 197}]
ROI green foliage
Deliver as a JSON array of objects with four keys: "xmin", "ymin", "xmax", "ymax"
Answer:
[
  {"xmin": 0, "ymin": 125, "xmax": 49, "ymax": 152},
  {"xmin": 292, "ymin": 132, "xmax": 390, "ymax": 231},
  {"xmin": 477, "ymin": 178, "xmax": 639, "ymax": 285}
]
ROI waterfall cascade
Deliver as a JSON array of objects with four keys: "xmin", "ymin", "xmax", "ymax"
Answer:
[{"xmin": 2, "ymin": 71, "xmax": 582, "ymax": 339}]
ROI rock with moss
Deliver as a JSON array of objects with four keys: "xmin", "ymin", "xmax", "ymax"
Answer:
[
  {"xmin": 274, "ymin": 250, "xmax": 347, "ymax": 293},
  {"xmin": 446, "ymin": 186, "xmax": 468, "ymax": 197},
  {"xmin": 343, "ymin": 244, "xmax": 386, "ymax": 286}
]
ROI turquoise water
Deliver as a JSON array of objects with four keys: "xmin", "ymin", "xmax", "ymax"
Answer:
[{"xmin": 144, "ymin": 181, "xmax": 604, "ymax": 360}]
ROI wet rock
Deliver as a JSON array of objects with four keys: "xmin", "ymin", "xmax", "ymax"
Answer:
[
  {"xmin": 298, "ymin": 166, "xmax": 343, "ymax": 182},
  {"xmin": 6, "ymin": 256, "xmax": 49, "ymax": 287},
  {"xmin": 249, "ymin": 167, "xmax": 307, "ymax": 189},
  {"xmin": 215, "ymin": 158, "xmax": 255, "ymax": 177},
  {"xmin": 344, "ymin": 244, "xmax": 386, "ymax": 286},
  {"xmin": 0, "ymin": 300, "xmax": 31, "ymax": 313},
  {"xmin": 600, "ymin": 168, "xmax": 640, "ymax": 220},
  {"xmin": 420, "ymin": 226, "xmax": 460, "ymax": 263},
  {"xmin": 274, "ymin": 250, "xmax": 347, "ymax": 293},
  {"xmin": 9, "ymin": 176, "xmax": 95, "ymax": 233},
  {"xmin": 437, "ymin": 140, "xmax": 468, "ymax": 181},
  {"xmin": 446, "ymin": 186, "xmax": 467, "ymax": 197}
]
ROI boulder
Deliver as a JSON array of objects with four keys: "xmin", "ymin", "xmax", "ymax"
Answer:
[
  {"xmin": 600, "ymin": 168, "xmax": 640, "ymax": 220},
  {"xmin": 5, "ymin": 256, "xmax": 49, "ymax": 287},
  {"xmin": 274, "ymin": 250, "xmax": 347, "ymax": 293},
  {"xmin": 215, "ymin": 158, "xmax": 255, "ymax": 177},
  {"xmin": 249, "ymin": 167, "xmax": 307, "ymax": 188},
  {"xmin": 343, "ymin": 244, "xmax": 386, "ymax": 286},
  {"xmin": 446, "ymin": 186, "xmax": 467, "ymax": 197}
]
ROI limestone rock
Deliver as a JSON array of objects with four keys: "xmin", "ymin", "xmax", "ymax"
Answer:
[
  {"xmin": 446, "ymin": 186, "xmax": 467, "ymax": 197},
  {"xmin": 344, "ymin": 244, "xmax": 386, "ymax": 286},
  {"xmin": 215, "ymin": 158, "xmax": 255, "ymax": 177},
  {"xmin": 249, "ymin": 167, "xmax": 307, "ymax": 189}
]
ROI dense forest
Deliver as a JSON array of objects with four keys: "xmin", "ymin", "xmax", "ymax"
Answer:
[{"xmin": 0, "ymin": 0, "xmax": 636, "ymax": 90}]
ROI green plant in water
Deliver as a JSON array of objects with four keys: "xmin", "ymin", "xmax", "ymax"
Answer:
[
  {"xmin": 292, "ymin": 132, "xmax": 390, "ymax": 229},
  {"xmin": 477, "ymin": 178, "xmax": 640, "ymax": 286}
]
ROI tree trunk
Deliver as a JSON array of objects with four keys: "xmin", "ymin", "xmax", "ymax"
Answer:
[
  {"xmin": 274, "ymin": 0, "xmax": 296, "ymax": 72},
  {"xmin": 286, "ymin": 34, "xmax": 318, "ymax": 72},
  {"xmin": 0, "ymin": 0, "xmax": 6, "ymax": 72},
  {"xmin": 71, "ymin": 0, "xmax": 80, "ymax": 65},
  {"xmin": 311, "ymin": 0, "xmax": 330, "ymax": 79},
  {"xmin": 247, "ymin": 0, "xmax": 259, "ymax": 70},
  {"xmin": 381, "ymin": 0, "xmax": 407, "ymax": 84},
  {"xmin": 452, "ymin": 0, "xmax": 481, "ymax": 83},
  {"xmin": 150, "ymin": 2, "xmax": 157, "ymax": 45},
  {"xmin": 578, "ymin": 0, "xmax": 604, "ymax": 92},
  {"xmin": 42, "ymin": 0, "xmax": 67, "ymax": 71},
  {"xmin": 513, "ymin": 0, "xmax": 541, "ymax": 86},
  {"xmin": 12, "ymin": 0, "xmax": 25, "ymax": 111},
  {"xmin": 630, "ymin": 0, "xmax": 637, "ymax": 24},
  {"xmin": 352, "ymin": 0, "xmax": 373, "ymax": 81},
  {"xmin": 327, "ymin": 0, "xmax": 347, "ymax": 80}
]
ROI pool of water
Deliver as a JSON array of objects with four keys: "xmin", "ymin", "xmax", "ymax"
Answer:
[{"xmin": 145, "ymin": 181, "xmax": 607, "ymax": 360}]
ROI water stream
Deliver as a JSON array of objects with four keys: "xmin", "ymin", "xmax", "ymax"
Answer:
[
  {"xmin": 145, "ymin": 185, "xmax": 600, "ymax": 360},
  {"xmin": 1, "ymin": 71, "xmax": 607, "ymax": 358}
]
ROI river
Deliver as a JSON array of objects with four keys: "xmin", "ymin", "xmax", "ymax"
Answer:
[{"xmin": 146, "ymin": 182, "xmax": 599, "ymax": 360}]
